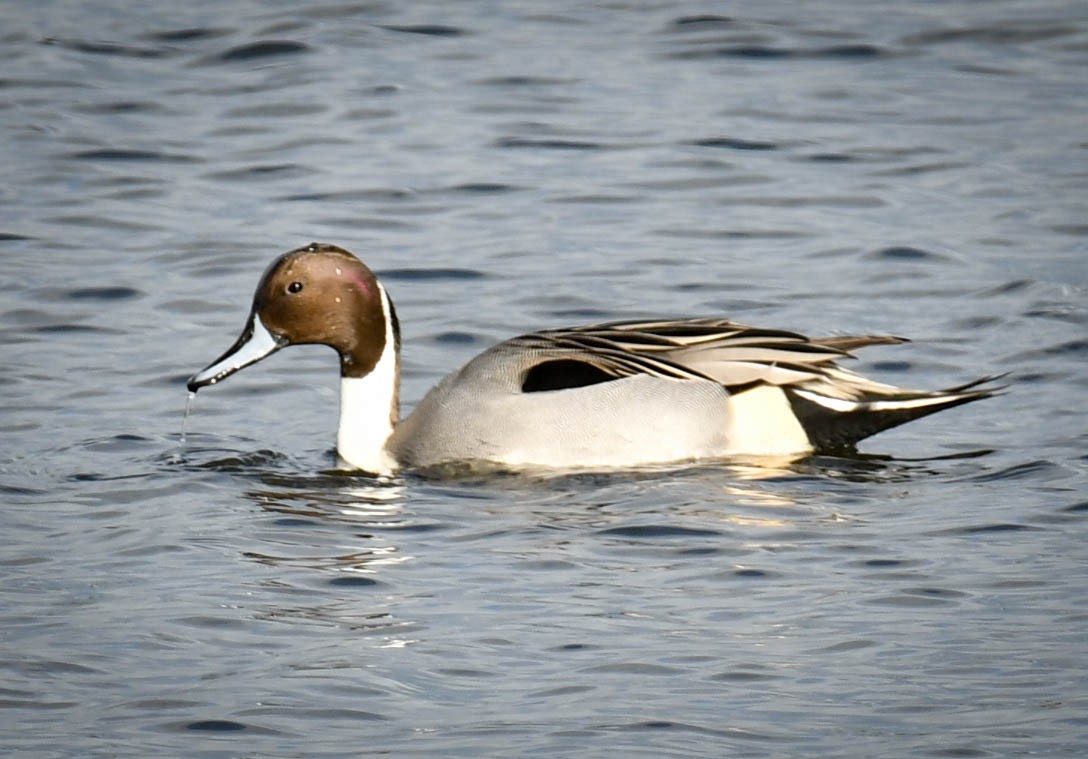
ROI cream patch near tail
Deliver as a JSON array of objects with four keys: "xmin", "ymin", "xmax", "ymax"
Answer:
[{"xmin": 723, "ymin": 384, "xmax": 812, "ymax": 456}]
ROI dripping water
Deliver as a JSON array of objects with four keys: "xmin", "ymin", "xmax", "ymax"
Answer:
[{"xmin": 181, "ymin": 390, "xmax": 196, "ymax": 445}]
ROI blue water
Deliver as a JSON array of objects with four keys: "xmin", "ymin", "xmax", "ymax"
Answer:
[{"xmin": 2, "ymin": 1, "xmax": 1086, "ymax": 756}]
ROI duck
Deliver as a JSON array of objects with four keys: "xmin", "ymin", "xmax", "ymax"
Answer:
[{"xmin": 187, "ymin": 242, "xmax": 1001, "ymax": 476}]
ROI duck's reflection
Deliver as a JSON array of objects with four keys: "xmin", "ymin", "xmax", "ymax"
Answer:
[
  {"xmin": 244, "ymin": 477, "xmax": 410, "ymax": 566},
  {"xmin": 250, "ymin": 478, "xmax": 407, "ymax": 521},
  {"xmin": 237, "ymin": 474, "xmax": 421, "ymax": 638},
  {"xmin": 224, "ymin": 449, "xmax": 996, "ymax": 637}
]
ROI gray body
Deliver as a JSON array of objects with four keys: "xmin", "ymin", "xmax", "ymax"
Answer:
[{"xmin": 390, "ymin": 342, "xmax": 734, "ymax": 469}]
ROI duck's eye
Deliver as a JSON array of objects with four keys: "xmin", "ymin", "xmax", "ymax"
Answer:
[{"xmin": 287, "ymin": 281, "xmax": 304, "ymax": 294}]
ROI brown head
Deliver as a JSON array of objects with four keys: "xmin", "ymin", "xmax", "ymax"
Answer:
[{"xmin": 187, "ymin": 243, "xmax": 400, "ymax": 391}]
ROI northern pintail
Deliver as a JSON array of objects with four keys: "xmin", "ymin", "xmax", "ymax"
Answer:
[{"xmin": 188, "ymin": 243, "xmax": 1001, "ymax": 475}]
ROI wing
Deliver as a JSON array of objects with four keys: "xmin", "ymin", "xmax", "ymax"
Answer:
[{"xmin": 513, "ymin": 317, "xmax": 875, "ymax": 392}]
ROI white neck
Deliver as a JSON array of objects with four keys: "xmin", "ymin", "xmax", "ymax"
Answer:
[{"xmin": 336, "ymin": 283, "xmax": 400, "ymax": 475}]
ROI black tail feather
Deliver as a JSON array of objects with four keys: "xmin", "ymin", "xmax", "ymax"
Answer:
[{"xmin": 785, "ymin": 384, "xmax": 1001, "ymax": 452}]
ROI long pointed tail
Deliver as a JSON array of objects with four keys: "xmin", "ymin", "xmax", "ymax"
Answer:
[{"xmin": 785, "ymin": 375, "xmax": 1006, "ymax": 451}]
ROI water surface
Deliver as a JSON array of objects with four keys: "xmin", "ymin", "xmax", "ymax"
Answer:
[{"xmin": 2, "ymin": 1, "xmax": 1086, "ymax": 756}]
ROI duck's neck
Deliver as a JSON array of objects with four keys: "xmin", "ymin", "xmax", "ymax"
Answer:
[{"xmin": 336, "ymin": 283, "xmax": 400, "ymax": 475}]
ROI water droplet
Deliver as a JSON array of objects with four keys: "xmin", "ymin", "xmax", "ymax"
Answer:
[{"xmin": 181, "ymin": 391, "xmax": 196, "ymax": 444}]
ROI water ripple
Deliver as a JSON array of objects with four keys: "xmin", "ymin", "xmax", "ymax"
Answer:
[
  {"xmin": 379, "ymin": 267, "xmax": 486, "ymax": 281},
  {"xmin": 210, "ymin": 40, "xmax": 310, "ymax": 63},
  {"xmin": 380, "ymin": 24, "xmax": 468, "ymax": 37},
  {"xmin": 597, "ymin": 524, "xmax": 725, "ymax": 539},
  {"xmin": 40, "ymin": 37, "xmax": 171, "ymax": 59},
  {"xmin": 68, "ymin": 149, "xmax": 199, "ymax": 163},
  {"xmin": 690, "ymin": 136, "xmax": 780, "ymax": 151},
  {"xmin": 495, "ymin": 137, "xmax": 607, "ymax": 151}
]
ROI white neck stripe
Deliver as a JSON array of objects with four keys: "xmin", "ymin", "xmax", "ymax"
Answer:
[{"xmin": 335, "ymin": 282, "xmax": 399, "ymax": 474}]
